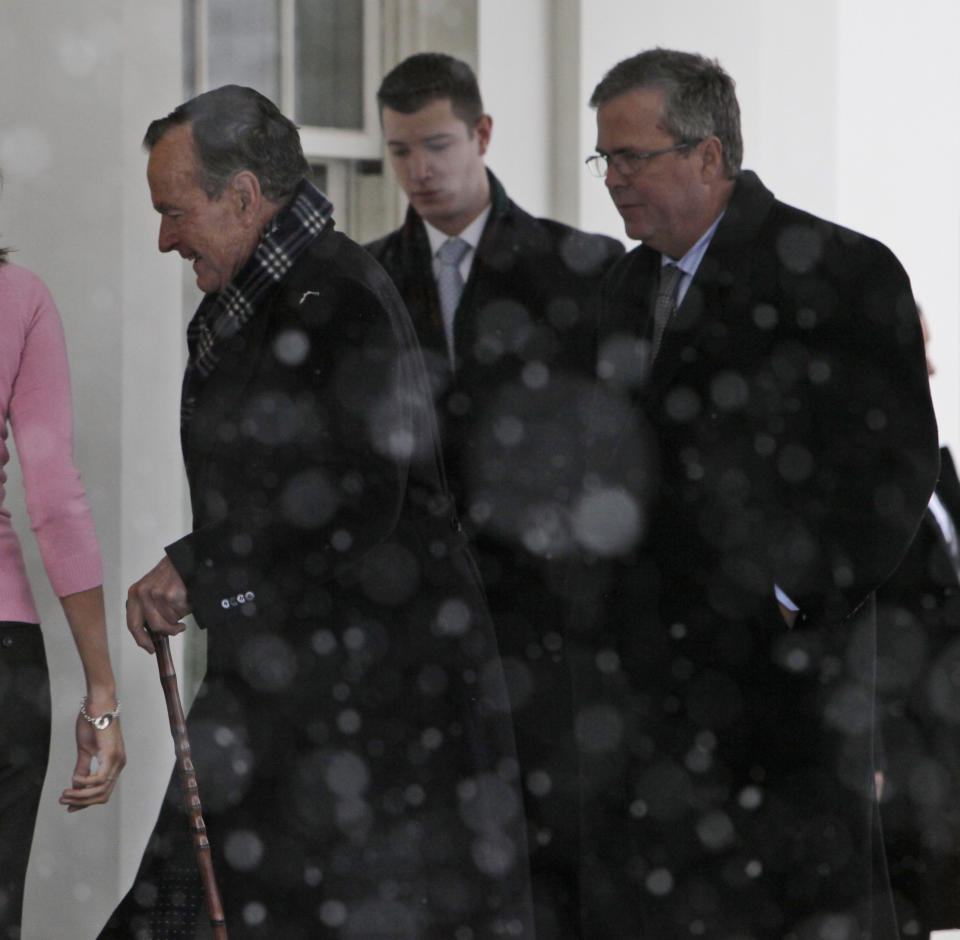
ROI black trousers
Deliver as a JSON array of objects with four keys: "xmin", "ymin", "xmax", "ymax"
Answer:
[{"xmin": 0, "ymin": 622, "xmax": 50, "ymax": 938}]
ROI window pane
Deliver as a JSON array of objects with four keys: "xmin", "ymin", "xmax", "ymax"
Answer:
[
  {"xmin": 207, "ymin": 0, "xmax": 281, "ymax": 103},
  {"xmin": 295, "ymin": 0, "xmax": 364, "ymax": 129}
]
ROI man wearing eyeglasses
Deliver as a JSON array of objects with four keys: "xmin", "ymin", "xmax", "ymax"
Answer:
[
  {"xmin": 577, "ymin": 48, "xmax": 939, "ymax": 938},
  {"xmin": 366, "ymin": 51, "xmax": 623, "ymax": 938}
]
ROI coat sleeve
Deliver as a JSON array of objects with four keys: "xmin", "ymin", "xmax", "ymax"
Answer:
[{"xmin": 767, "ymin": 237, "xmax": 939, "ymax": 624}]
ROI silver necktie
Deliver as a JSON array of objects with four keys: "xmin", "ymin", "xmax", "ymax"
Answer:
[{"xmin": 436, "ymin": 237, "xmax": 471, "ymax": 365}]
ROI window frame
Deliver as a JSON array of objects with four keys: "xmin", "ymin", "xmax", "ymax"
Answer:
[{"xmin": 187, "ymin": 0, "xmax": 383, "ymax": 160}]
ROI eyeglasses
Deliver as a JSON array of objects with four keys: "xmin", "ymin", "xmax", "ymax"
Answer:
[{"xmin": 585, "ymin": 140, "xmax": 703, "ymax": 178}]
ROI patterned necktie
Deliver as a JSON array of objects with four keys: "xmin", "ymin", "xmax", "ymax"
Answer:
[
  {"xmin": 650, "ymin": 262, "xmax": 683, "ymax": 362},
  {"xmin": 436, "ymin": 237, "xmax": 471, "ymax": 366}
]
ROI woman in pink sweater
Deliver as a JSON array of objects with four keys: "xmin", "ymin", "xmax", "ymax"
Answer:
[{"xmin": 0, "ymin": 223, "xmax": 125, "ymax": 931}]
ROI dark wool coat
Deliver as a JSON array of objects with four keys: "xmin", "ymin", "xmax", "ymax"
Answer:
[
  {"xmin": 102, "ymin": 225, "xmax": 534, "ymax": 940},
  {"xmin": 577, "ymin": 170, "xmax": 939, "ymax": 939},
  {"xmin": 367, "ymin": 172, "xmax": 624, "ymax": 936},
  {"xmin": 876, "ymin": 446, "xmax": 960, "ymax": 935}
]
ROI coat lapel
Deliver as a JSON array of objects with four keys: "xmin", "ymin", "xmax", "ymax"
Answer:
[
  {"xmin": 645, "ymin": 171, "xmax": 777, "ymax": 399},
  {"xmin": 181, "ymin": 293, "xmax": 275, "ymax": 491}
]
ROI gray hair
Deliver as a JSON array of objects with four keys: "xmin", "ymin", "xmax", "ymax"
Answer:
[
  {"xmin": 143, "ymin": 85, "xmax": 309, "ymax": 201},
  {"xmin": 590, "ymin": 48, "xmax": 743, "ymax": 178}
]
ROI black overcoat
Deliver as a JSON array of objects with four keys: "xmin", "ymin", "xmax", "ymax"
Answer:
[
  {"xmin": 876, "ymin": 446, "xmax": 960, "ymax": 934},
  {"xmin": 578, "ymin": 170, "xmax": 940, "ymax": 938},
  {"xmin": 104, "ymin": 225, "xmax": 534, "ymax": 939},
  {"xmin": 367, "ymin": 172, "xmax": 624, "ymax": 936}
]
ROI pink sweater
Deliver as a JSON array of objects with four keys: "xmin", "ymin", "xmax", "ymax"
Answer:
[{"xmin": 0, "ymin": 263, "xmax": 103, "ymax": 622}]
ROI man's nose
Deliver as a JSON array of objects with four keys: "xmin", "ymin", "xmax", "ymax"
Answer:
[
  {"xmin": 408, "ymin": 152, "xmax": 432, "ymax": 181},
  {"xmin": 604, "ymin": 160, "xmax": 629, "ymax": 190},
  {"xmin": 158, "ymin": 217, "xmax": 177, "ymax": 253}
]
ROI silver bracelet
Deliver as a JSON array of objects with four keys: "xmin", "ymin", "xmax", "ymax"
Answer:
[{"xmin": 80, "ymin": 697, "xmax": 121, "ymax": 730}]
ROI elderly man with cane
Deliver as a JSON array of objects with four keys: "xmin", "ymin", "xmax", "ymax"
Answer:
[{"xmin": 99, "ymin": 85, "xmax": 533, "ymax": 940}]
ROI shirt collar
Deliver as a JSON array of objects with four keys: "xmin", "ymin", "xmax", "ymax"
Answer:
[
  {"xmin": 424, "ymin": 204, "xmax": 492, "ymax": 257},
  {"xmin": 662, "ymin": 210, "xmax": 725, "ymax": 279}
]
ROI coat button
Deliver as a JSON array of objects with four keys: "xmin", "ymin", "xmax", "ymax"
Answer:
[
  {"xmin": 245, "ymin": 591, "xmax": 255, "ymax": 602},
  {"xmin": 1, "ymin": 636, "xmax": 12, "ymax": 648},
  {"xmin": 220, "ymin": 599, "xmax": 230, "ymax": 610}
]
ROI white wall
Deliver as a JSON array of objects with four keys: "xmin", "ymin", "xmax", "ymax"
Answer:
[
  {"xmin": 835, "ymin": 0, "xmax": 960, "ymax": 453},
  {"xmin": 478, "ymin": 0, "xmax": 551, "ymax": 217},
  {"xmin": 1, "ymin": 2, "xmax": 188, "ymax": 937}
]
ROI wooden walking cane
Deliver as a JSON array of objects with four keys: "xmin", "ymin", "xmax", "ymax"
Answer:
[{"xmin": 148, "ymin": 628, "xmax": 228, "ymax": 939}]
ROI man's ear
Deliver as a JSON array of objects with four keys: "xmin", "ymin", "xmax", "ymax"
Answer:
[
  {"xmin": 699, "ymin": 136, "xmax": 725, "ymax": 181},
  {"xmin": 230, "ymin": 170, "xmax": 262, "ymax": 221},
  {"xmin": 474, "ymin": 114, "xmax": 493, "ymax": 155}
]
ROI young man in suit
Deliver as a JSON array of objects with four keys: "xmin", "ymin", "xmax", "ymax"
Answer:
[
  {"xmin": 366, "ymin": 52, "xmax": 624, "ymax": 938},
  {"xmin": 579, "ymin": 48, "xmax": 939, "ymax": 938},
  {"xmin": 101, "ymin": 84, "xmax": 533, "ymax": 939}
]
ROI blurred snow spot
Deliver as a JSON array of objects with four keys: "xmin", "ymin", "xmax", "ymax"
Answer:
[
  {"xmin": 459, "ymin": 772, "xmax": 521, "ymax": 832},
  {"xmin": 809, "ymin": 359, "xmax": 832, "ymax": 384},
  {"xmin": 598, "ymin": 332, "xmax": 648, "ymax": 386},
  {"xmin": 753, "ymin": 303, "xmax": 779, "ymax": 329},
  {"xmin": 824, "ymin": 684, "xmax": 873, "ymax": 735},
  {"xmin": 242, "ymin": 901, "xmax": 267, "ymax": 926},
  {"xmin": 696, "ymin": 810, "xmax": 735, "ymax": 850},
  {"xmin": 522, "ymin": 360, "xmax": 550, "ymax": 389},
  {"xmin": 0, "ymin": 125, "xmax": 53, "ymax": 179},
  {"xmin": 776, "ymin": 225, "xmax": 824, "ymax": 274},
  {"xmin": 572, "ymin": 486, "xmax": 642, "ymax": 556},
  {"xmin": 710, "ymin": 371, "xmax": 750, "ymax": 411},
  {"xmin": 72, "ymin": 882, "xmax": 93, "ymax": 903},
  {"xmin": 645, "ymin": 868, "xmax": 674, "ymax": 896},
  {"xmin": 343, "ymin": 899, "xmax": 420, "ymax": 940},
  {"xmin": 238, "ymin": 634, "xmax": 297, "ymax": 692},
  {"xmin": 224, "ymin": 829, "xmax": 263, "ymax": 872},
  {"xmin": 273, "ymin": 328, "xmax": 310, "ymax": 366},
  {"xmin": 527, "ymin": 770, "xmax": 552, "ymax": 797},
  {"xmin": 319, "ymin": 899, "xmax": 348, "ymax": 927},
  {"xmin": 325, "ymin": 750, "xmax": 370, "ymax": 798},
  {"xmin": 866, "ymin": 408, "xmax": 887, "ymax": 431},
  {"xmin": 595, "ymin": 648, "xmax": 621, "ymax": 675},
  {"xmin": 472, "ymin": 831, "xmax": 517, "ymax": 877},
  {"xmin": 337, "ymin": 709, "xmax": 361, "ymax": 734},
  {"xmin": 312, "ymin": 629, "xmax": 337, "ymax": 655},
  {"xmin": 630, "ymin": 799, "xmax": 648, "ymax": 819},
  {"xmin": 386, "ymin": 427, "xmax": 416, "ymax": 460},
  {"xmin": 281, "ymin": 469, "xmax": 339, "ymax": 528},
  {"xmin": 575, "ymin": 704, "xmax": 624, "ymax": 754},
  {"xmin": 434, "ymin": 597, "xmax": 472, "ymax": 637},
  {"xmin": 331, "ymin": 529, "xmax": 353, "ymax": 551},
  {"xmin": 57, "ymin": 22, "xmax": 120, "ymax": 77},
  {"xmin": 664, "ymin": 386, "xmax": 701, "ymax": 423},
  {"xmin": 519, "ymin": 503, "xmax": 572, "ymax": 557},
  {"xmin": 494, "ymin": 414, "xmax": 525, "ymax": 447}
]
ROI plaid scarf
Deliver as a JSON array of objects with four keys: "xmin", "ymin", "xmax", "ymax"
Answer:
[{"xmin": 181, "ymin": 179, "xmax": 333, "ymax": 425}]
